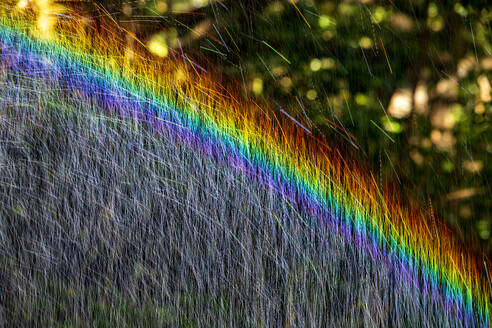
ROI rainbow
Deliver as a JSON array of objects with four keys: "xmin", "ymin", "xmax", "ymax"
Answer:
[{"xmin": 0, "ymin": 1, "xmax": 490, "ymax": 324}]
